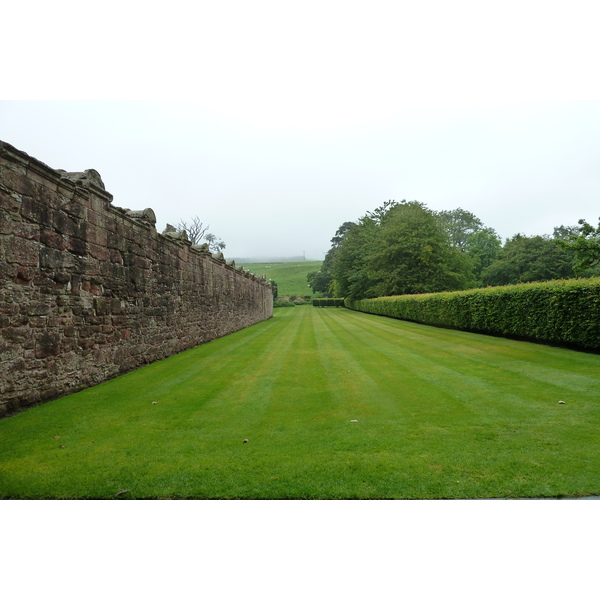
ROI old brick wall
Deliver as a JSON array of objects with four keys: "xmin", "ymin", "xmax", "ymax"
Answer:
[{"xmin": 0, "ymin": 141, "xmax": 273, "ymax": 417}]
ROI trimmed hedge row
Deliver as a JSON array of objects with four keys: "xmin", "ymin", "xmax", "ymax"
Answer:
[
  {"xmin": 344, "ymin": 278, "xmax": 600, "ymax": 351},
  {"xmin": 313, "ymin": 298, "xmax": 346, "ymax": 307}
]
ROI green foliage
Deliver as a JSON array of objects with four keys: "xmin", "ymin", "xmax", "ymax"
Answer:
[
  {"xmin": 307, "ymin": 222, "xmax": 356, "ymax": 295},
  {"xmin": 481, "ymin": 234, "xmax": 575, "ymax": 286},
  {"xmin": 331, "ymin": 201, "xmax": 475, "ymax": 299},
  {"xmin": 331, "ymin": 214, "xmax": 379, "ymax": 298},
  {"xmin": 307, "ymin": 270, "xmax": 332, "ymax": 294},
  {"xmin": 463, "ymin": 228, "xmax": 502, "ymax": 281},
  {"xmin": 312, "ymin": 298, "xmax": 345, "ymax": 307},
  {"xmin": 436, "ymin": 207, "xmax": 485, "ymax": 250},
  {"xmin": 273, "ymin": 300, "xmax": 296, "ymax": 307},
  {"xmin": 557, "ymin": 218, "xmax": 600, "ymax": 274},
  {"xmin": 345, "ymin": 277, "xmax": 600, "ymax": 351}
]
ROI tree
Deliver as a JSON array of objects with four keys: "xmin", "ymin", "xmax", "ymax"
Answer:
[
  {"xmin": 436, "ymin": 208, "xmax": 484, "ymax": 250},
  {"xmin": 330, "ymin": 221, "xmax": 358, "ymax": 248},
  {"xmin": 465, "ymin": 228, "xmax": 502, "ymax": 282},
  {"xmin": 330, "ymin": 201, "xmax": 475, "ymax": 299},
  {"xmin": 556, "ymin": 218, "xmax": 600, "ymax": 274},
  {"xmin": 307, "ymin": 221, "xmax": 357, "ymax": 295},
  {"xmin": 178, "ymin": 216, "xmax": 226, "ymax": 252},
  {"xmin": 553, "ymin": 224, "xmax": 580, "ymax": 240},
  {"xmin": 204, "ymin": 233, "xmax": 226, "ymax": 253},
  {"xmin": 307, "ymin": 269, "xmax": 332, "ymax": 295},
  {"xmin": 436, "ymin": 208, "xmax": 501, "ymax": 284},
  {"xmin": 369, "ymin": 201, "xmax": 474, "ymax": 296},
  {"xmin": 178, "ymin": 216, "xmax": 209, "ymax": 245},
  {"xmin": 481, "ymin": 234, "xmax": 575, "ymax": 286},
  {"xmin": 332, "ymin": 215, "xmax": 379, "ymax": 298}
]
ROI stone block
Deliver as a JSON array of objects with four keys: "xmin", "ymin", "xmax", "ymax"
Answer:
[
  {"xmin": 62, "ymin": 201, "xmax": 86, "ymax": 219},
  {"xmin": 54, "ymin": 210, "xmax": 84, "ymax": 239},
  {"xmin": 21, "ymin": 196, "xmax": 51, "ymax": 226},
  {"xmin": 0, "ymin": 211, "xmax": 15, "ymax": 235},
  {"xmin": 16, "ymin": 266, "xmax": 35, "ymax": 284},
  {"xmin": 29, "ymin": 316, "xmax": 47, "ymax": 328},
  {"xmin": 2, "ymin": 167, "xmax": 36, "ymax": 196},
  {"xmin": 67, "ymin": 236, "xmax": 87, "ymax": 256},
  {"xmin": 0, "ymin": 187, "xmax": 22, "ymax": 213},
  {"xmin": 6, "ymin": 236, "xmax": 39, "ymax": 266},
  {"xmin": 77, "ymin": 338, "xmax": 95, "ymax": 350},
  {"xmin": 39, "ymin": 246, "xmax": 68, "ymax": 270},
  {"xmin": 93, "ymin": 298, "xmax": 111, "ymax": 316},
  {"xmin": 40, "ymin": 229, "xmax": 66, "ymax": 250},
  {"xmin": 35, "ymin": 332, "xmax": 61, "ymax": 358},
  {"xmin": 53, "ymin": 272, "xmax": 71, "ymax": 284},
  {"xmin": 88, "ymin": 243, "xmax": 110, "ymax": 262},
  {"xmin": 27, "ymin": 303, "xmax": 51, "ymax": 316},
  {"xmin": 86, "ymin": 225, "xmax": 108, "ymax": 248}
]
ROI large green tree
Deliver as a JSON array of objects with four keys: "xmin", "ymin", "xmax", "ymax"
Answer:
[
  {"xmin": 481, "ymin": 234, "xmax": 575, "ymax": 286},
  {"xmin": 436, "ymin": 208, "xmax": 501, "ymax": 283},
  {"xmin": 437, "ymin": 208, "xmax": 484, "ymax": 250},
  {"xmin": 307, "ymin": 221, "xmax": 356, "ymax": 295},
  {"xmin": 556, "ymin": 218, "xmax": 600, "ymax": 275},
  {"xmin": 331, "ymin": 216, "xmax": 379, "ymax": 298},
  {"xmin": 331, "ymin": 201, "xmax": 474, "ymax": 299},
  {"xmin": 465, "ymin": 228, "xmax": 502, "ymax": 282}
]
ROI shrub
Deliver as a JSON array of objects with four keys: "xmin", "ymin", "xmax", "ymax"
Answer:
[
  {"xmin": 273, "ymin": 300, "xmax": 296, "ymax": 308},
  {"xmin": 313, "ymin": 298, "xmax": 346, "ymax": 307},
  {"xmin": 345, "ymin": 278, "xmax": 600, "ymax": 351}
]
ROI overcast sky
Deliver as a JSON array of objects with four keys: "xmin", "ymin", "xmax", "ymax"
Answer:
[{"xmin": 3, "ymin": 0, "xmax": 599, "ymax": 260}]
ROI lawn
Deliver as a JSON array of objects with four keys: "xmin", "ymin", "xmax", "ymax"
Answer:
[
  {"xmin": 1, "ymin": 306, "xmax": 599, "ymax": 499},
  {"xmin": 238, "ymin": 260, "xmax": 321, "ymax": 297}
]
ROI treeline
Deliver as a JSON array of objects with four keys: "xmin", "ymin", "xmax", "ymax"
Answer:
[{"xmin": 308, "ymin": 200, "xmax": 600, "ymax": 299}]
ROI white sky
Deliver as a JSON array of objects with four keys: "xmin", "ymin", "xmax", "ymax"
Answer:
[{"xmin": 2, "ymin": 0, "xmax": 600, "ymax": 260}]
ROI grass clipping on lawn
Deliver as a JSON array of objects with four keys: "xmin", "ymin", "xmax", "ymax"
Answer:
[{"xmin": 1, "ymin": 306, "xmax": 599, "ymax": 499}]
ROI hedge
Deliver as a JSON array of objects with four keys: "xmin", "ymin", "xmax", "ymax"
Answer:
[
  {"xmin": 344, "ymin": 278, "xmax": 600, "ymax": 351},
  {"xmin": 313, "ymin": 298, "xmax": 346, "ymax": 307}
]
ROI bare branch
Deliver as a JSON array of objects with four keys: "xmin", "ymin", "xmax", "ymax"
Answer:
[{"xmin": 177, "ymin": 216, "xmax": 209, "ymax": 245}]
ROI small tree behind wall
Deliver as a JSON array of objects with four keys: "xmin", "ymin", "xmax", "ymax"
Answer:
[{"xmin": 178, "ymin": 216, "xmax": 226, "ymax": 252}]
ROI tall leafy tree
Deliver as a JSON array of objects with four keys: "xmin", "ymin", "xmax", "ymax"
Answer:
[
  {"xmin": 331, "ymin": 216, "xmax": 379, "ymax": 298},
  {"xmin": 436, "ymin": 208, "xmax": 501, "ymax": 283},
  {"xmin": 437, "ymin": 208, "xmax": 484, "ymax": 250},
  {"xmin": 466, "ymin": 228, "xmax": 502, "ymax": 282},
  {"xmin": 481, "ymin": 234, "xmax": 575, "ymax": 286},
  {"xmin": 331, "ymin": 201, "xmax": 474, "ymax": 299},
  {"xmin": 308, "ymin": 221, "xmax": 356, "ymax": 295},
  {"xmin": 370, "ymin": 201, "xmax": 474, "ymax": 296},
  {"xmin": 556, "ymin": 218, "xmax": 600, "ymax": 274}
]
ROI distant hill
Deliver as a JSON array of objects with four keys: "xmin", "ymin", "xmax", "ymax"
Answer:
[
  {"xmin": 231, "ymin": 256, "xmax": 317, "ymax": 263},
  {"xmin": 238, "ymin": 260, "xmax": 322, "ymax": 297}
]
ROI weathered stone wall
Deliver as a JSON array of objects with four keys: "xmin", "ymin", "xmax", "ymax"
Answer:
[{"xmin": 0, "ymin": 141, "xmax": 273, "ymax": 417}]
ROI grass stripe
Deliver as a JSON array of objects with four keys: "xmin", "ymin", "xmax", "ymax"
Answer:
[{"xmin": 1, "ymin": 306, "xmax": 599, "ymax": 499}]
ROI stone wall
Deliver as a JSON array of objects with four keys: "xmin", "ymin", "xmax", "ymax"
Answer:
[{"xmin": 0, "ymin": 141, "xmax": 273, "ymax": 417}]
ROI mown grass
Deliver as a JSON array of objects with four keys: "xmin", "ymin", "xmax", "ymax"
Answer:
[
  {"xmin": 1, "ymin": 306, "xmax": 599, "ymax": 499},
  {"xmin": 239, "ymin": 261, "xmax": 321, "ymax": 297}
]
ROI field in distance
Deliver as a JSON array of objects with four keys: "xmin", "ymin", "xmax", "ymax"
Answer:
[
  {"xmin": 1, "ymin": 305, "xmax": 599, "ymax": 499},
  {"xmin": 238, "ymin": 260, "xmax": 321, "ymax": 297}
]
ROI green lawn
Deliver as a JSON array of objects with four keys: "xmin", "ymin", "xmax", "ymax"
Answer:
[
  {"xmin": 1, "ymin": 306, "xmax": 599, "ymax": 499},
  {"xmin": 239, "ymin": 260, "xmax": 321, "ymax": 297}
]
